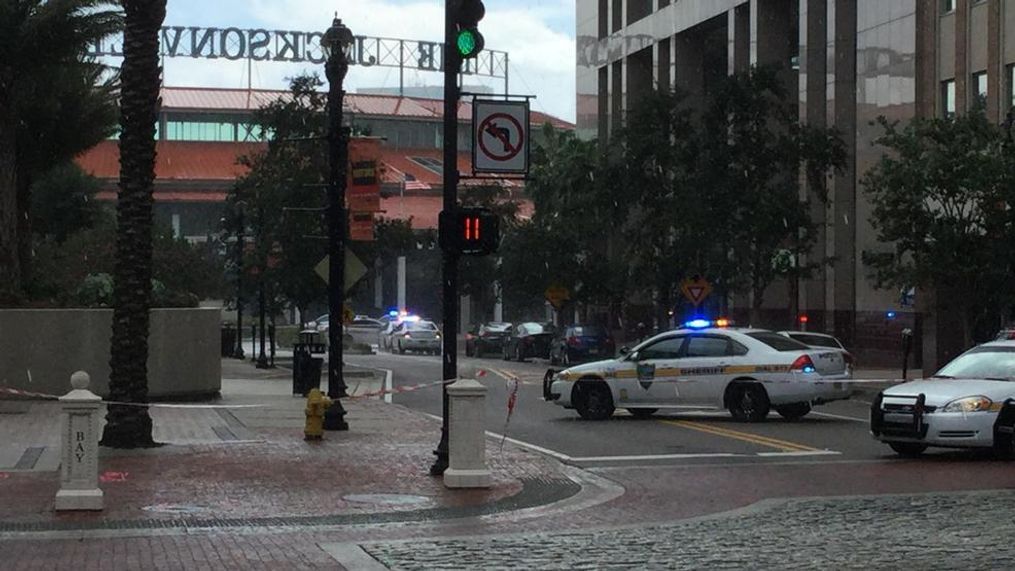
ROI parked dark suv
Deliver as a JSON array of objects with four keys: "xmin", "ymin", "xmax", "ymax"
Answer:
[
  {"xmin": 465, "ymin": 322, "xmax": 512, "ymax": 357},
  {"xmin": 502, "ymin": 322, "xmax": 555, "ymax": 362},
  {"xmin": 549, "ymin": 325, "xmax": 615, "ymax": 366}
]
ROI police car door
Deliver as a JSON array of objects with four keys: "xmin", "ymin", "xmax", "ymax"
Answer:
[
  {"xmin": 616, "ymin": 334, "xmax": 686, "ymax": 406},
  {"xmin": 677, "ymin": 333, "xmax": 742, "ymax": 405}
]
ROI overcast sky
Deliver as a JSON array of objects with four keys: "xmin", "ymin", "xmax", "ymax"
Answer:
[{"xmin": 124, "ymin": 0, "xmax": 576, "ymax": 122}]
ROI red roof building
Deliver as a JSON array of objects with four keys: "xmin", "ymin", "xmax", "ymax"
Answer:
[{"xmin": 77, "ymin": 86, "xmax": 571, "ymax": 237}]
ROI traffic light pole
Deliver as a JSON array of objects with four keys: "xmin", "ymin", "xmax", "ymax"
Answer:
[{"xmin": 430, "ymin": 0, "xmax": 461, "ymax": 476}]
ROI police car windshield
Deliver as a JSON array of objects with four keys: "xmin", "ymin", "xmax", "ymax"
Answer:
[
  {"xmin": 935, "ymin": 346, "xmax": 1015, "ymax": 380},
  {"xmin": 409, "ymin": 321, "xmax": 438, "ymax": 330},
  {"xmin": 748, "ymin": 332, "xmax": 811, "ymax": 351}
]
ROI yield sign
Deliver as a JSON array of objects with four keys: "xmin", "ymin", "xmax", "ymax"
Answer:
[
  {"xmin": 315, "ymin": 248, "xmax": 368, "ymax": 293},
  {"xmin": 472, "ymin": 99, "xmax": 529, "ymax": 174},
  {"xmin": 680, "ymin": 277, "xmax": 713, "ymax": 307}
]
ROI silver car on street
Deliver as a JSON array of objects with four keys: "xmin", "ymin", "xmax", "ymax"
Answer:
[{"xmin": 871, "ymin": 340, "xmax": 1015, "ymax": 457}]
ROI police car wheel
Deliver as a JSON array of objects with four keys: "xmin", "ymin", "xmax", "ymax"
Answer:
[
  {"xmin": 774, "ymin": 402, "xmax": 811, "ymax": 421},
  {"xmin": 574, "ymin": 381, "xmax": 614, "ymax": 421},
  {"xmin": 729, "ymin": 383, "xmax": 770, "ymax": 422},
  {"xmin": 888, "ymin": 442, "xmax": 927, "ymax": 457}
]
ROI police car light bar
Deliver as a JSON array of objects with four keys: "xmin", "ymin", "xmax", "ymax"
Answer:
[{"xmin": 685, "ymin": 319, "xmax": 711, "ymax": 329}]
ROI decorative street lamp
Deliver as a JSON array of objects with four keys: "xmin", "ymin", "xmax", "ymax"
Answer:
[{"xmin": 321, "ymin": 17, "xmax": 354, "ymax": 431}]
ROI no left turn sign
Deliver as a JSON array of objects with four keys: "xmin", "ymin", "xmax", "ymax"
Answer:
[{"xmin": 472, "ymin": 99, "xmax": 529, "ymax": 174}]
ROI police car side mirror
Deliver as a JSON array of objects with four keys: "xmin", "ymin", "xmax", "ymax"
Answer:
[{"xmin": 619, "ymin": 346, "xmax": 630, "ymax": 356}]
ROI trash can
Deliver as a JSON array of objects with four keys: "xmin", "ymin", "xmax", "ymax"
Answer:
[
  {"xmin": 292, "ymin": 330, "xmax": 325, "ymax": 396},
  {"xmin": 221, "ymin": 324, "xmax": 236, "ymax": 357}
]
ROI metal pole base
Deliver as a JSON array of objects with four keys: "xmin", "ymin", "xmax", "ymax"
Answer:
[
  {"xmin": 429, "ymin": 428, "xmax": 449, "ymax": 475},
  {"xmin": 255, "ymin": 355, "xmax": 270, "ymax": 369},
  {"xmin": 323, "ymin": 402, "xmax": 349, "ymax": 431},
  {"xmin": 233, "ymin": 350, "xmax": 246, "ymax": 359}
]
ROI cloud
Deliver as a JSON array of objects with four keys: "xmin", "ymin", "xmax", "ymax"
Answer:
[{"xmin": 145, "ymin": 0, "xmax": 575, "ymax": 122}]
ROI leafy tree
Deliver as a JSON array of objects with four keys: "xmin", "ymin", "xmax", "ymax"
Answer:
[
  {"xmin": 226, "ymin": 74, "xmax": 330, "ymax": 320},
  {"xmin": 0, "ymin": 0, "xmax": 122, "ymax": 300},
  {"xmin": 696, "ymin": 67, "xmax": 845, "ymax": 323},
  {"xmin": 503, "ymin": 124, "xmax": 624, "ymax": 323},
  {"xmin": 101, "ymin": 0, "xmax": 166, "ymax": 449},
  {"xmin": 863, "ymin": 108, "xmax": 1015, "ymax": 348},
  {"xmin": 609, "ymin": 89, "xmax": 701, "ymax": 327},
  {"xmin": 30, "ymin": 161, "xmax": 103, "ymax": 242}
]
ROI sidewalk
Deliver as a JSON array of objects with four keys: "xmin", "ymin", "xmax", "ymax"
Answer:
[{"xmin": 0, "ymin": 358, "xmax": 579, "ymax": 569}]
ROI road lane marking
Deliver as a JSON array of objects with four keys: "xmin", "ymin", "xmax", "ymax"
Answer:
[
  {"xmin": 810, "ymin": 411, "xmax": 869, "ymax": 423},
  {"xmin": 660, "ymin": 419, "xmax": 821, "ymax": 453}
]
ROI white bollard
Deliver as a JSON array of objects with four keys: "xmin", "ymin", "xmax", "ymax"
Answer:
[
  {"xmin": 444, "ymin": 378, "xmax": 492, "ymax": 489},
  {"xmin": 55, "ymin": 371, "xmax": 103, "ymax": 511}
]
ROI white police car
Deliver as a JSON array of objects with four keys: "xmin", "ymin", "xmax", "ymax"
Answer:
[{"xmin": 543, "ymin": 321, "xmax": 852, "ymax": 421}]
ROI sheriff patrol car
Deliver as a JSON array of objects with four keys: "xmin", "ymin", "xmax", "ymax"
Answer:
[{"xmin": 543, "ymin": 322, "xmax": 852, "ymax": 422}]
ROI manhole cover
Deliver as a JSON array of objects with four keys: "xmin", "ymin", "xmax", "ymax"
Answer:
[
  {"xmin": 343, "ymin": 493, "xmax": 432, "ymax": 506},
  {"xmin": 141, "ymin": 504, "xmax": 210, "ymax": 515}
]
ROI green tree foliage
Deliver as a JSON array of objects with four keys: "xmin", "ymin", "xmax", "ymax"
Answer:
[
  {"xmin": 863, "ymin": 109, "xmax": 1015, "ymax": 346},
  {"xmin": 507, "ymin": 68, "xmax": 844, "ymax": 327},
  {"xmin": 30, "ymin": 219, "xmax": 225, "ymax": 307},
  {"xmin": 501, "ymin": 124, "xmax": 625, "ymax": 321},
  {"xmin": 696, "ymin": 67, "xmax": 845, "ymax": 321},
  {"xmin": 227, "ymin": 74, "xmax": 330, "ymax": 318},
  {"xmin": 0, "ymin": 0, "xmax": 122, "ymax": 300},
  {"xmin": 30, "ymin": 161, "xmax": 103, "ymax": 242}
]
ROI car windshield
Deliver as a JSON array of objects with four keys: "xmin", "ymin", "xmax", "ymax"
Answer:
[
  {"xmin": 788, "ymin": 333, "xmax": 842, "ymax": 349},
  {"xmin": 572, "ymin": 326, "xmax": 606, "ymax": 336},
  {"xmin": 486, "ymin": 323, "xmax": 511, "ymax": 332},
  {"xmin": 747, "ymin": 332, "xmax": 811, "ymax": 351},
  {"xmin": 934, "ymin": 347, "xmax": 1015, "ymax": 380},
  {"xmin": 409, "ymin": 321, "xmax": 438, "ymax": 331}
]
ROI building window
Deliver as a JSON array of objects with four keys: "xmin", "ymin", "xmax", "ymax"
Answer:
[
  {"xmin": 941, "ymin": 0, "xmax": 955, "ymax": 14},
  {"xmin": 972, "ymin": 71, "xmax": 987, "ymax": 108},
  {"xmin": 942, "ymin": 80, "xmax": 956, "ymax": 118}
]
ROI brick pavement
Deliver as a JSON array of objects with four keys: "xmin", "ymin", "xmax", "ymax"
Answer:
[
  {"xmin": 361, "ymin": 489, "xmax": 1015, "ymax": 569},
  {"xmin": 0, "ymin": 358, "xmax": 582, "ymax": 569}
]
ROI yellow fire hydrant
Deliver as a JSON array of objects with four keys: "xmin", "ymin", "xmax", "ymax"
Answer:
[{"xmin": 304, "ymin": 388, "xmax": 332, "ymax": 441}]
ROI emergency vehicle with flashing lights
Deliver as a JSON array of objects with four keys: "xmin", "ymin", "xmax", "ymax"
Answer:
[{"xmin": 543, "ymin": 320, "xmax": 852, "ymax": 422}]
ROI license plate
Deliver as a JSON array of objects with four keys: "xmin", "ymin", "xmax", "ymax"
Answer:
[{"xmin": 588, "ymin": 348, "xmax": 599, "ymax": 355}]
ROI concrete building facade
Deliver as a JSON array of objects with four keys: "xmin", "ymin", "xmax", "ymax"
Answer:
[{"xmin": 577, "ymin": 0, "xmax": 1014, "ymax": 368}]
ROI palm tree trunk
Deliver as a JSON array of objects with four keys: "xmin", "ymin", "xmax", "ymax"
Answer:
[
  {"xmin": 100, "ymin": 0, "xmax": 166, "ymax": 448},
  {"xmin": 0, "ymin": 111, "xmax": 21, "ymax": 303}
]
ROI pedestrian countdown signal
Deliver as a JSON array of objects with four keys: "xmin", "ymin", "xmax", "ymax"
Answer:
[{"xmin": 439, "ymin": 207, "xmax": 499, "ymax": 256}]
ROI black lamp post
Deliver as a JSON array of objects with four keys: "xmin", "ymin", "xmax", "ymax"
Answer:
[
  {"xmin": 322, "ymin": 16, "xmax": 353, "ymax": 431},
  {"xmin": 255, "ymin": 195, "xmax": 270, "ymax": 369},
  {"xmin": 234, "ymin": 200, "xmax": 246, "ymax": 359}
]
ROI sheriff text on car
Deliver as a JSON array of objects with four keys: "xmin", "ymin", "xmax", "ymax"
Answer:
[{"xmin": 543, "ymin": 320, "xmax": 852, "ymax": 421}]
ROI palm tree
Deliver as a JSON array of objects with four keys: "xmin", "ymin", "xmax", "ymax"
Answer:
[
  {"xmin": 0, "ymin": 1, "xmax": 122, "ymax": 301},
  {"xmin": 99, "ymin": 0, "xmax": 166, "ymax": 448}
]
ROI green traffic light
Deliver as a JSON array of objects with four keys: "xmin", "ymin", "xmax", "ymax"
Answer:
[{"xmin": 457, "ymin": 29, "xmax": 478, "ymax": 57}]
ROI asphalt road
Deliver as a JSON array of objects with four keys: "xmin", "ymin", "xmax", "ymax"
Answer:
[{"xmin": 346, "ymin": 350, "xmax": 912, "ymax": 468}]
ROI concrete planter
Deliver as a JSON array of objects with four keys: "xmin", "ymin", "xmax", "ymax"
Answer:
[{"xmin": 0, "ymin": 308, "xmax": 221, "ymax": 400}]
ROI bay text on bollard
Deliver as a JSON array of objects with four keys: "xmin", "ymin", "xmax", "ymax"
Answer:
[{"xmin": 55, "ymin": 371, "xmax": 104, "ymax": 511}]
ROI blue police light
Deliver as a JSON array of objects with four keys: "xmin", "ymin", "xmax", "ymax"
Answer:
[
  {"xmin": 685, "ymin": 319, "xmax": 711, "ymax": 329},
  {"xmin": 388, "ymin": 310, "xmax": 399, "ymax": 317},
  {"xmin": 886, "ymin": 311, "xmax": 897, "ymax": 319},
  {"xmin": 803, "ymin": 365, "xmax": 816, "ymax": 373}
]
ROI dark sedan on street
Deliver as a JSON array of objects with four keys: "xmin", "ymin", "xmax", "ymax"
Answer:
[
  {"xmin": 549, "ymin": 324, "xmax": 616, "ymax": 366},
  {"xmin": 502, "ymin": 322, "xmax": 555, "ymax": 362},
  {"xmin": 465, "ymin": 322, "xmax": 513, "ymax": 357}
]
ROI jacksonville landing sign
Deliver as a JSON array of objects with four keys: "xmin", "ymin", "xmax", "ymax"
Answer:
[{"xmin": 88, "ymin": 26, "xmax": 508, "ymax": 78}]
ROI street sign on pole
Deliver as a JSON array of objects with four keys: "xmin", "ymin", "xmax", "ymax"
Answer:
[
  {"xmin": 315, "ymin": 248, "xmax": 368, "ymax": 292},
  {"xmin": 472, "ymin": 99, "xmax": 529, "ymax": 174},
  {"xmin": 544, "ymin": 285, "xmax": 570, "ymax": 310},
  {"xmin": 680, "ymin": 276, "xmax": 712, "ymax": 308}
]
